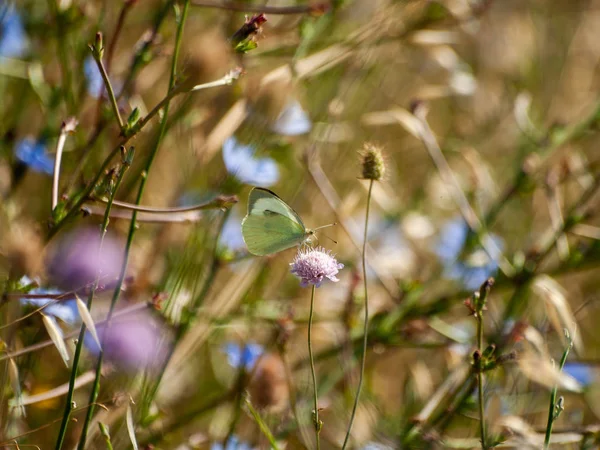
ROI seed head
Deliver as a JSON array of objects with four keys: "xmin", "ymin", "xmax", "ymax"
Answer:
[
  {"xmin": 290, "ymin": 247, "xmax": 344, "ymax": 288},
  {"xmin": 361, "ymin": 143, "xmax": 385, "ymax": 181}
]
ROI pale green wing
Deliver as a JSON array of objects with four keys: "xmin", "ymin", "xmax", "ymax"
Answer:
[
  {"xmin": 242, "ymin": 188, "xmax": 307, "ymax": 256},
  {"xmin": 246, "ymin": 188, "xmax": 306, "ymax": 228}
]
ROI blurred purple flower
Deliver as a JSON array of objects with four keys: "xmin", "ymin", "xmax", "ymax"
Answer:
[
  {"xmin": 18, "ymin": 276, "xmax": 79, "ymax": 324},
  {"xmin": 290, "ymin": 246, "xmax": 344, "ymax": 288},
  {"xmin": 85, "ymin": 310, "xmax": 172, "ymax": 372},
  {"xmin": 271, "ymin": 100, "xmax": 311, "ymax": 136},
  {"xmin": 223, "ymin": 342, "xmax": 263, "ymax": 371},
  {"xmin": 83, "ymin": 56, "xmax": 103, "ymax": 98},
  {"xmin": 0, "ymin": 4, "xmax": 27, "ymax": 59},
  {"xmin": 211, "ymin": 436, "xmax": 254, "ymax": 450},
  {"xmin": 14, "ymin": 138, "xmax": 54, "ymax": 175},
  {"xmin": 435, "ymin": 218, "xmax": 502, "ymax": 291},
  {"xmin": 222, "ymin": 136, "xmax": 279, "ymax": 187},
  {"xmin": 46, "ymin": 227, "xmax": 125, "ymax": 291},
  {"xmin": 564, "ymin": 362, "xmax": 593, "ymax": 386}
]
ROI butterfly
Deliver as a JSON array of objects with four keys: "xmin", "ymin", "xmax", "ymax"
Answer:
[{"xmin": 241, "ymin": 188, "xmax": 333, "ymax": 256}]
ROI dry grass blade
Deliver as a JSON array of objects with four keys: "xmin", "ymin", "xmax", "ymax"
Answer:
[
  {"xmin": 532, "ymin": 275, "xmax": 582, "ymax": 352},
  {"xmin": 75, "ymin": 295, "xmax": 101, "ymax": 349},
  {"xmin": 41, "ymin": 314, "xmax": 69, "ymax": 367},
  {"xmin": 126, "ymin": 404, "xmax": 139, "ymax": 450}
]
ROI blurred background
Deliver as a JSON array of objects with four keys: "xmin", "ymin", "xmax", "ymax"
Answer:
[{"xmin": 1, "ymin": 0, "xmax": 600, "ymax": 448}]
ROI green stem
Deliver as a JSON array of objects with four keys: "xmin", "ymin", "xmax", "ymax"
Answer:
[
  {"xmin": 77, "ymin": 151, "xmax": 134, "ymax": 449},
  {"xmin": 245, "ymin": 396, "xmax": 280, "ymax": 450},
  {"xmin": 477, "ymin": 314, "xmax": 486, "ymax": 450},
  {"xmin": 543, "ymin": 340, "xmax": 572, "ymax": 449},
  {"xmin": 92, "ymin": 50, "xmax": 124, "ymax": 130},
  {"xmin": 54, "ymin": 155, "xmax": 131, "ymax": 450},
  {"xmin": 308, "ymin": 284, "xmax": 321, "ymax": 450},
  {"xmin": 342, "ymin": 179, "xmax": 373, "ymax": 449},
  {"xmin": 76, "ymin": 2, "xmax": 191, "ymax": 446}
]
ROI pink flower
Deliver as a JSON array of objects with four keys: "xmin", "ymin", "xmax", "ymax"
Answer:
[{"xmin": 290, "ymin": 247, "xmax": 343, "ymax": 287}]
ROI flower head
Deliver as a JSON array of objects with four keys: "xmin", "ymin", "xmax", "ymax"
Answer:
[
  {"xmin": 0, "ymin": 5, "xmax": 27, "ymax": 59},
  {"xmin": 435, "ymin": 218, "xmax": 502, "ymax": 291},
  {"xmin": 14, "ymin": 138, "xmax": 54, "ymax": 175},
  {"xmin": 84, "ymin": 56, "xmax": 103, "ymax": 98},
  {"xmin": 361, "ymin": 142, "xmax": 385, "ymax": 181},
  {"xmin": 223, "ymin": 342, "xmax": 263, "ymax": 371},
  {"xmin": 271, "ymin": 100, "xmax": 312, "ymax": 136},
  {"xmin": 222, "ymin": 136, "xmax": 279, "ymax": 187},
  {"xmin": 290, "ymin": 246, "xmax": 344, "ymax": 287}
]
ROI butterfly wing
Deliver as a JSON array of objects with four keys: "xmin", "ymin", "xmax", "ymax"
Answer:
[{"xmin": 242, "ymin": 188, "xmax": 307, "ymax": 256}]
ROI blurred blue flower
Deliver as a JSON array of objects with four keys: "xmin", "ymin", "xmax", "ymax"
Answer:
[
  {"xmin": 18, "ymin": 277, "xmax": 79, "ymax": 324},
  {"xmin": 0, "ymin": 4, "xmax": 27, "ymax": 59},
  {"xmin": 362, "ymin": 443, "xmax": 394, "ymax": 450},
  {"xmin": 211, "ymin": 436, "xmax": 253, "ymax": 450},
  {"xmin": 435, "ymin": 217, "xmax": 503, "ymax": 291},
  {"xmin": 14, "ymin": 137, "xmax": 54, "ymax": 175},
  {"xmin": 271, "ymin": 100, "xmax": 311, "ymax": 136},
  {"xmin": 222, "ymin": 136, "xmax": 279, "ymax": 187},
  {"xmin": 564, "ymin": 362, "xmax": 593, "ymax": 386},
  {"xmin": 223, "ymin": 342, "xmax": 263, "ymax": 371},
  {"xmin": 218, "ymin": 211, "xmax": 245, "ymax": 252},
  {"xmin": 84, "ymin": 56, "xmax": 103, "ymax": 98}
]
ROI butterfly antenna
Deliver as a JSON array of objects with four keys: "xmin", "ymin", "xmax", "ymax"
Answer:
[{"xmin": 313, "ymin": 222, "xmax": 337, "ymax": 231}]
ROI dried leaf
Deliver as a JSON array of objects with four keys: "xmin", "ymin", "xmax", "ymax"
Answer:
[
  {"xmin": 41, "ymin": 313, "xmax": 69, "ymax": 367},
  {"xmin": 75, "ymin": 295, "xmax": 101, "ymax": 350},
  {"xmin": 8, "ymin": 357, "xmax": 25, "ymax": 417}
]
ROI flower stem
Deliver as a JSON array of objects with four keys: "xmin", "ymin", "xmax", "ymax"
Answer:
[
  {"xmin": 53, "ymin": 151, "xmax": 132, "ymax": 450},
  {"xmin": 543, "ymin": 337, "xmax": 573, "ymax": 449},
  {"xmin": 308, "ymin": 284, "xmax": 321, "ymax": 450},
  {"xmin": 77, "ymin": 0, "xmax": 191, "ymax": 445},
  {"xmin": 477, "ymin": 337, "xmax": 486, "ymax": 449},
  {"xmin": 342, "ymin": 179, "xmax": 373, "ymax": 449}
]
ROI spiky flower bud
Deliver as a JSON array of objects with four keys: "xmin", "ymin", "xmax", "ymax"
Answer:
[{"xmin": 361, "ymin": 143, "xmax": 385, "ymax": 181}]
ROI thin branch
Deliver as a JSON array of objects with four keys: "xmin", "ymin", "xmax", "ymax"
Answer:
[
  {"xmin": 190, "ymin": 0, "xmax": 324, "ymax": 14},
  {"xmin": 91, "ymin": 34, "xmax": 124, "ymax": 130}
]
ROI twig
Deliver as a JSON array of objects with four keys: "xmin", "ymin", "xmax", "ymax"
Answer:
[
  {"xmin": 90, "ymin": 32, "xmax": 124, "ymax": 130},
  {"xmin": 48, "ymin": 69, "xmax": 239, "ymax": 239},
  {"xmin": 190, "ymin": 0, "xmax": 323, "ymax": 14}
]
